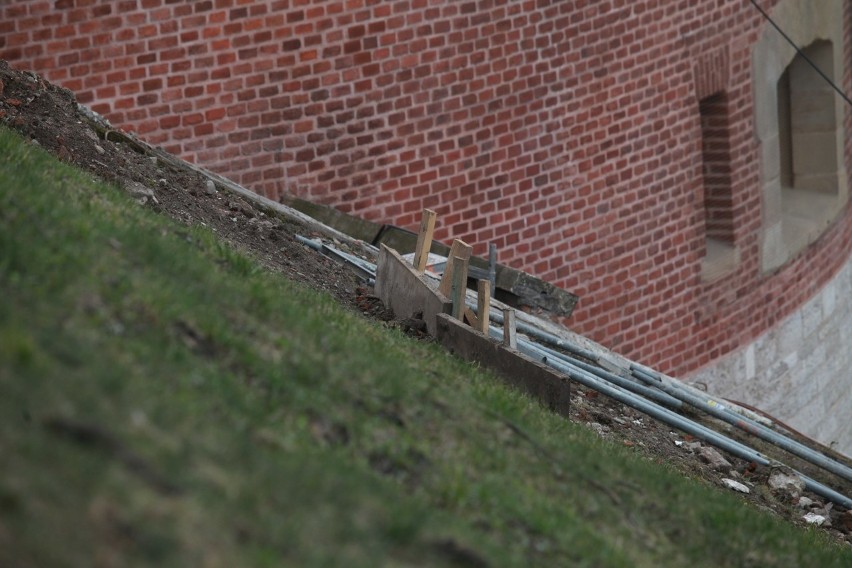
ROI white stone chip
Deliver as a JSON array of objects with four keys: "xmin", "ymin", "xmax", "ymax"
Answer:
[
  {"xmin": 803, "ymin": 513, "xmax": 826, "ymax": 526},
  {"xmin": 722, "ymin": 478, "xmax": 750, "ymax": 494},
  {"xmin": 797, "ymin": 496, "xmax": 815, "ymax": 509}
]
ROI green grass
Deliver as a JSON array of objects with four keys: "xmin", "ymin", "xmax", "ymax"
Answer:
[{"xmin": 0, "ymin": 125, "xmax": 849, "ymax": 567}]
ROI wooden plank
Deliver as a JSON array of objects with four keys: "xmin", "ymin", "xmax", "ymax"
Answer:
[
  {"xmin": 439, "ymin": 239, "xmax": 472, "ymax": 297},
  {"xmin": 503, "ymin": 307, "xmax": 517, "ymax": 349},
  {"xmin": 463, "ymin": 306, "xmax": 479, "ymax": 328},
  {"xmin": 477, "ymin": 280, "xmax": 491, "ymax": 334},
  {"xmin": 450, "ymin": 254, "xmax": 469, "ymax": 320},
  {"xmin": 435, "ymin": 314, "xmax": 570, "ymax": 417},
  {"xmin": 412, "ymin": 208, "xmax": 437, "ymax": 272},
  {"xmin": 374, "ymin": 245, "xmax": 452, "ymax": 337},
  {"xmin": 488, "ymin": 243, "xmax": 497, "ymax": 298}
]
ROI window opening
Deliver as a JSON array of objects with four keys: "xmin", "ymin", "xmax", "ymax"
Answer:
[
  {"xmin": 699, "ymin": 92, "xmax": 737, "ymax": 280},
  {"xmin": 774, "ymin": 39, "xmax": 840, "ymax": 261}
]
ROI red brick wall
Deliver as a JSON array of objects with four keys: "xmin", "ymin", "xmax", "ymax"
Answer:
[{"xmin": 3, "ymin": 0, "xmax": 851, "ymax": 377}]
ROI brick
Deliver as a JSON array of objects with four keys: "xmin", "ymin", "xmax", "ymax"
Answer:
[{"xmin": 3, "ymin": 0, "xmax": 851, "ymax": 383}]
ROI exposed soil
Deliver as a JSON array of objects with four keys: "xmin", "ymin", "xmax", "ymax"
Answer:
[{"xmin": 2, "ymin": 59, "xmax": 850, "ymax": 546}]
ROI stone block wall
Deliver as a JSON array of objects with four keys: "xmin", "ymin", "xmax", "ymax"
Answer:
[
  {"xmin": 2, "ymin": 0, "xmax": 851, "ymax": 382},
  {"xmin": 689, "ymin": 256, "xmax": 852, "ymax": 455}
]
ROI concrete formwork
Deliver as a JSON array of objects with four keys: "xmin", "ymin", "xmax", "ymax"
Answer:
[{"xmin": 375, "ymin": 245, "xmax": 570, "ymax": 417}]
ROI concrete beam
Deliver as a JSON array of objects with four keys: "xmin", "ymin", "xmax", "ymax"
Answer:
[
  {"xmin": 375, "ymin": 245, "xmax": 451, "ymax": 336},
  {"xmin": 435, "ymin": 313, "xmax": 571, "ymax": 417},
  {"xmin": 277, "ymin": 194, "xmax": 383, "ymax": 244}
]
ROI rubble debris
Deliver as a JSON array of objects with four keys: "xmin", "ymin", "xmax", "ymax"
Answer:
[
  {"xmin": 699, "ymin": 446, "xmax": 733, "ymax": 473},
  {"xmin": 722, "ymin": 478, "xmax": 751, "ymax": 494},
  {"xmin": 768, "ymin": 468, "xmax": 807, "ymax": 499},
  {"xmin": 123, "ymin": 180, "xmax": 158, "ymax": 206},
  {"xmin": 797, "ymin": 496, "xmax": 815, "ymax": 509},
  {"xmin": 803, "ymin": 512, "xmax": 827, "ymax": 526}
]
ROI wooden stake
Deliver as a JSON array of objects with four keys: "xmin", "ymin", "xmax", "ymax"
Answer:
[
  {"xmin": 503, "ymin": 307, "xmax": 517, "ymax": 349},
  {"xmin": 463, "ymin": 306, "xmax": 479, "ymax": 328},
  {"xmin": 450, "ymin": 254, "xmax": 469, "ymax": 320},
  {"xmin": 488, "ymin": 243, "xmax": 497, "ymax": 298},
  {"xmin": 476, "ymin": 280, "xmax": 491, "ymax": 334},
  {"xmin": 439, "ymin": 239, "xmax": 471, "ymax": 297},
  {"xmin": 412, "ymin": 208, "xmax": 437, "ymax": 272}
]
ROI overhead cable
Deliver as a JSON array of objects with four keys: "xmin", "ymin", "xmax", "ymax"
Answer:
[{"xmin": 748, "ymin": 0, "xmax": 852, "ymax": 108}]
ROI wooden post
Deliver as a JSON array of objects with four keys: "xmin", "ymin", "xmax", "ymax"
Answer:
[
  {"xmin": 439, "ymin": 239, "xmax": 471, "ymax": 297},
  {"xmin": 476, "ymin": 280, "xmax": 491, "ymax": 334},
  {"xmin": 412, "ymin": 208, "xmax": 437, "ymax": 272},
  {"xmin": 488, "ymin": 243, "xmax": 497, "ymax": 298},
  {"xmin": 503, "ymin": 307, "xmax": 517, "ymax": 349},
  {"xmin": 463, "ymin": 307, "xmax": 479, "ymax": 328},
  {"xmin": 450, "ymin": 254, "xmax": 469, "ymax": 320}
]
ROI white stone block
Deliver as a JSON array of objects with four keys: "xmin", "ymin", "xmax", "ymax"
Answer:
[
  {"xmin": 745, "ymin": 344, "xmax": 756, "ymax": 381},
  {"xmin": 821, "ymin": 281, "xmax": 836, "ymax": 316},
  {"xmin": 754, "ymin": 328, "xmax": 776, "ymax": 370},
  {"xmin": 776, "ymin": 312, "xmax": 803, "ymax": 357},
  {"xmin": 801, "ymin": 294, "xmax": 824, "ymax": 338}
]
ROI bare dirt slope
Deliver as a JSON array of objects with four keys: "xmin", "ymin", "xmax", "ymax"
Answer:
[{"xmin": 1, "ymin": 59, "xmax": 850, "ymax": 545}]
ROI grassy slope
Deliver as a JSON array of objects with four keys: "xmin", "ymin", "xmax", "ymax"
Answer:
[{"xmin": 0, "ymin": 126, "xmax": 848, "ymax": 567}]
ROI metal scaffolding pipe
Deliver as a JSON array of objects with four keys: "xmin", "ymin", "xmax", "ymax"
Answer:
[
  {"xmin": 489, "ymin": 327, "xmax": 772, "ymax": 464},
  {"xmin": 485, "ymin": 307, "xmax": 773, "ymax": 425},
  {"xmin": 293, "ymin": 238, "xmax": 852, "ymax": 508},
  {"xmin": 630, "ymin": 367, "xmax": 852, "ymax": 484},
  {"xmin": 510, "ymin": 327, "xmax": 852, "ymax": 486},
  {"xmin": 560, "ymin": 356, "xmax": 682, "ymax": 410},
  {"xmin": 799, "ymin": 474, "xmax": 852, "ymax": 510},
  {"xmin": 485, "ymin": 306, "xmax": 605, "ymax": 364},
  {"xmin": 506, "ymin": 330, "xmax": 684, "ymax": 410},
  {"xmin": 296, "ymin": 235, "xmax": 376, "ymax": 285},
  {"xmin": 295, "ymin": 234, "xmax": 324, "ymax": 252},
  {"xmin": 510, "ymin": 333, "xmax": 852, "ymax": 509},
  {"xmin": 467, "ymin": 303, "xmax": 686, "ymax": 409},
  {"xmin": 521, "ymin": 338, "xmax": 852, "ymax": 488}
]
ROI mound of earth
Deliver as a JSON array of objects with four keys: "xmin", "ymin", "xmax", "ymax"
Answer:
[{"xmin": 1, "ymin": 59, "xmax": 849, "ymax": 545}]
